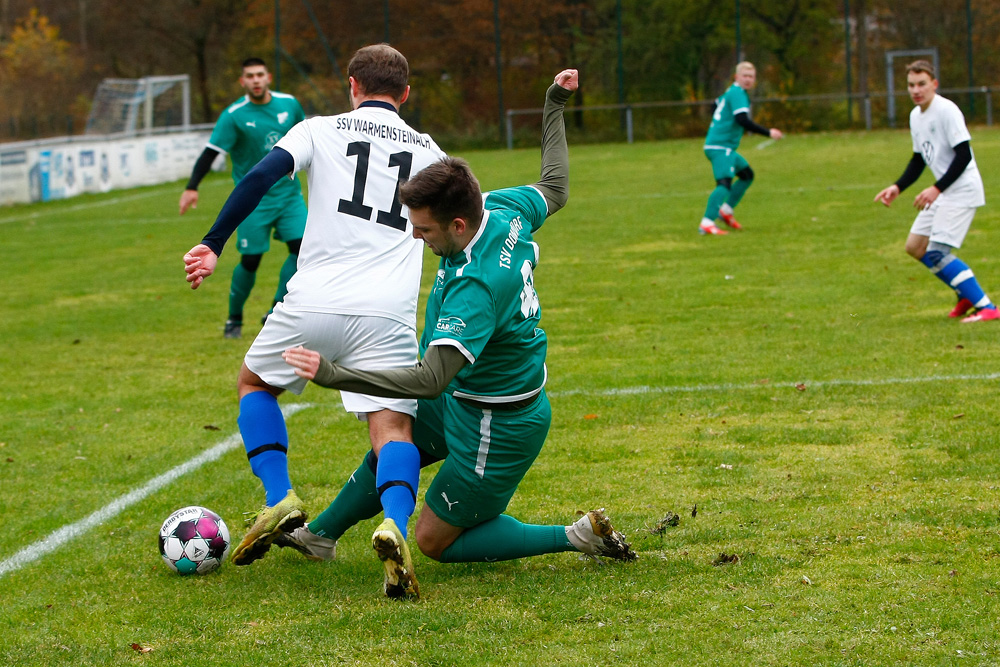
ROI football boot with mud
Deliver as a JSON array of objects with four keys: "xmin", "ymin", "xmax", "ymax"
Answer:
[
  {"xmin": 566, "ymin": 508, "xmax": 637, "ymax": 561},
  {"xmin": 231, "ymin": 490, "xmax": 307, "ymax": 566},
  {"xmin": 273, "ymin": 523, "xmax": 337, "ymax": 561},
  {"xmin": 372, "ymin": 518, "xmax": 419, "ymax": 599}
]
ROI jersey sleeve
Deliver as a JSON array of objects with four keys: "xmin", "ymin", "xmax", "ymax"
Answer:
[
  {"xmin": 483, "ymin": 186, "xmax": 548, "ymax": 232},
  {"xmin": 207, "ymin": 112, "xmax": 238, "ymax": 154},
  {"xmin": 943, "ymin": 104, "xmax": 972, "ymax": 148},
  {"xmin": 729, "ymin": 86, "xmax": 750, "ymax": 115},
  {"xmin": 274, "ymin": 119, "xmax": 315, "ymax": 176},
  {"xmin": 426, "ymin": 277, "xmax": 496, "ymax": 364}
]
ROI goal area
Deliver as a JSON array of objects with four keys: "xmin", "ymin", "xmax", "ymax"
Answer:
[{"xmin": 85, "ymin": 75, "xmax": 192, "ymax": 136}]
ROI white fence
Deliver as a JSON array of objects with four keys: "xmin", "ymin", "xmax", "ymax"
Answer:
[{"xmin": 0, "ymin": 124, "xmax": 215, "ymax": 206}]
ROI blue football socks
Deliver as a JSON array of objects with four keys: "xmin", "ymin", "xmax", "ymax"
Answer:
[
  {"xmin": 376, "ymin": 441, "xmax": 420, "ymax": 540},
  {"xmin": 237, "ymin": 391, "xmax": 292, "ymax": 507},
  {"xmin": 922, "ymin": 251, "xmax": 994, "ymax": 310}
]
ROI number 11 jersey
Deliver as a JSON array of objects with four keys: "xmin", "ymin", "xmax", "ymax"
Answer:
[{"xmin": 276, "ymin": 100, "xmax": 446, "ymax": 328}]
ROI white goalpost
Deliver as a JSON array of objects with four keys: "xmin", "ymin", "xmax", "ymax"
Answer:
[{"xmin": 85, "ymin": 75, "xmax": 192, "ymax": 136}]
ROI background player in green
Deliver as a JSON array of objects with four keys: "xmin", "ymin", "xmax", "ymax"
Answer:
[
  {"xmin": 179, "ymin": 57, "xmax": 307, "ymax": 338},
  {"xmin": 280, "ymin": 69, "xmax": 636, "ymax": 599},
  {"xmin": 698, "ymin": 61, "xmax": 783, "ymax": 235}
]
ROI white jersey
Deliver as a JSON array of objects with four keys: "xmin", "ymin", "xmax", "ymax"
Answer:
[
  {"xmin": 276, "ymin": 102, "xmax": 446, "ymax": 328},
  {"xmin": 909, "ymin": 95, "xmax": 985, "ymax": 208}
]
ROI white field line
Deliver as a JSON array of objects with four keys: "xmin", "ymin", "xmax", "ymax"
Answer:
[
  {"xmin": 0, "ymin": 179, "xmax": 227, "ymax": 226},
  {"xmin": 573, "ymin": 181, "xmax": 881, "ymax": 202},
  {"xmin": 755, "ymin": 138, "xmax": 776, "ymax": 150},
  {"xmin": 0, "ymin": 403, "xmax": 312, "ymax": 579},
  {"xmin": 548, "ymin": 372, "xmax": 1000, "ymax": 398}
]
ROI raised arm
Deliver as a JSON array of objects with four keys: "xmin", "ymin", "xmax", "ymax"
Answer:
[{"xmin": 532, "ymin": 69, "xmax": 578, "ymax": 215}]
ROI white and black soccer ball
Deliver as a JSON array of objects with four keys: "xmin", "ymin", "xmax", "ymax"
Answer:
[{"xmin": 158, "ymin": 506, "xmax": 230, "ymax": 575}]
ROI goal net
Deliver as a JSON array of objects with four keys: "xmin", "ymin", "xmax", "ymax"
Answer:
[{"xmin": 85, "ymin": 75, "xmax": 191, "ymax": 136}]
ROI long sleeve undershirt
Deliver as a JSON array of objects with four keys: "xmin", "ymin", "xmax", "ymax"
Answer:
[
  {"xmin": 185, "ymin": 147, "xmax": 221, "ymax": 191},
  {"xmin": 199, "ymin": 147, "xmax": 294, "ymax": 256},
  {"xmin": 933, "ymin": 141, "xmax": 972, "ymax": 192},
  {"xmin": 311, "ymin": 345, "xmax": 468, "ymax": 399},
  {"xmin": 735, "ymin": 112, "xmax": 770, "ymax": 137}
]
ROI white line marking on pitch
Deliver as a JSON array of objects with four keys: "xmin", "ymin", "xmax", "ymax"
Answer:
[
  {"xmin": 0, "ymin": 403, "xmax": 312, "ymax": 579},
  {"xmin": 0, "ymin": 179, "xmax": 227, "ymax": 226},
  {"xmin": 548, "ymin": 372, "xmax": 1000, "ymax": 398}
]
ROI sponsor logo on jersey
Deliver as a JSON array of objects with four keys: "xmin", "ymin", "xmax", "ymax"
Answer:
[
  {"xmin": 921, "ymin": 140, "xmax": 935, "ymax": 165},
  {"xmin": 245, "ymin": 121, "xmax": 256, "ymax": 127},
  {"xmin": 265, "ymin": 131, "xmax": 282, "ymax": 150},
  {"xmin": 277, "ymin": 111, "xmax": 289, "ymax": 125},
  {"xmin": 435, "ymin": 316, "xmax": 467, "ymax": 336}
]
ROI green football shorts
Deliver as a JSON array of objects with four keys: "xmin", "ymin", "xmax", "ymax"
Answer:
[
  {"xmin": 704, "ymin": 147, "xmax": 749, "ymax": 181},
  {"xmin": 415, "ymin": 391, "xmax": 551, "ymax": 528},
  {"xmin": 235, "ymin": 194, "xmax": 306, "ymax": 256}
]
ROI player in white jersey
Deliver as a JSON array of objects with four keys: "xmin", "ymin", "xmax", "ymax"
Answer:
[
  {"xmin": 874, "ymin": 60, "xmax": 997, "ymax": 323},
  {"xmin": 183, "ymin": 44, "xmax": 447, "ymax": 568}
]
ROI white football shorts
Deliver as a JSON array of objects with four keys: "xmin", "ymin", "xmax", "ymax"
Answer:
[
  {"xmin": 244, "ymin": 305, "xmax": 419, "ymax": 418},
  {"xmin": 909, "ymin": 200, "xmax": 977, "ymax": 248}
]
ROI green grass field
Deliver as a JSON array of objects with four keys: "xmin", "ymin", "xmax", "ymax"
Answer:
[{"xmin": 3, "ymin": 128, "xmax": 1000, "ymax": 666}]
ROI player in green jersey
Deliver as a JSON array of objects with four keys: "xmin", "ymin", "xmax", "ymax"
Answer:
[
  {"xmin": 179, "ymin": 57, "xmax": 307, "ymax": 338},
  {"xmin": 699, "ymin": 61, "xmax": 783, "ymax": 235},
  {"xmin": 278, "ymin": 69, "xmax": 636, "ymax": 599}
]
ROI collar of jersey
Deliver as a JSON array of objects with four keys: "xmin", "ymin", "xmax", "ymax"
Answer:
[{"xmin": 358, "ymin": 100, "xmax": 398, "ymax": 114}]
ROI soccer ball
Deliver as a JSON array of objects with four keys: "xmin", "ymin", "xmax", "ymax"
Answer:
[{"xmin": 158, "ymin": 506, "xmax": 230, "ymax": 575}]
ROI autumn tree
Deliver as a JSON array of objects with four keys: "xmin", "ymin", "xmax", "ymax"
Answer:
[{"xmin": 0, "ymin": 9, "xmax": 84, "ymax": 137}]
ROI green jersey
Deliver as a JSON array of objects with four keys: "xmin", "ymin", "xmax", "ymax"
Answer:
[
  {"xmin": 207, "ymin": 92, "xmax": 305, "ymax": 206},
  {"xmin": 422, "ymin": 185, "xmax": 550, "ymax": 403},
  {"xmin": 704, "ymin": 83, "xmax": 751, "ymax": 150}
]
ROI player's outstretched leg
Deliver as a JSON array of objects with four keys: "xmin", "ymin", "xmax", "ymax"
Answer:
[
  {"xmin": 231, "ymin": 390, "xmax": 306, "ymax": 565},
  {"xmin": 372, "ymin": 518, "xmax": 419, "ymax": 599},
  {"xmin": 434, "ymin": 510, "xmax": 636, "ymax": 563}
]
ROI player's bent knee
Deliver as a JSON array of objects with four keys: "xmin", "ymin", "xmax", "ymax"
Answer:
[
  {"xmin": 735, "ymin": 166, "xmax": 754, "ymax": 181},
  {"xmin": 286, "ymin": 238, "xmax": 302, "ymax": 255},
  {"xmin": 414, "ymin": 507, "xmax": 461, "ymax": 561},
  {"xmin": 920, "ymin": 242, "xmax": 954, "ymax": 270},
  {"xmin": 715, "ymin": 178, "xmax": 733, "ymax": 190},
  {"xmin": 414, "ymin": 524, "xmax": 448, "ymax": 561},
  {"xmin": 240, "ymin": 253, "xmax": 263, "ymax": 272}
]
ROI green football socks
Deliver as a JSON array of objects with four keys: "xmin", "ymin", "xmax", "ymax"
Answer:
[
  {"xmin": 273, "ymin": 252, "xmax": 297, "ymax": 306},
  {"xmin": 308, "ymin": 453, "xmax": 382, "ymax": 540},
  {"xmin": 438, "ymin": 514, "xmax": 574, "ymax": 563},
  {"xmin": 228, "ymin": 262, "xmax": 256, "ymax": 320}
]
